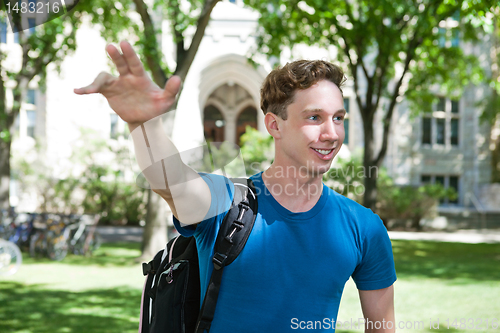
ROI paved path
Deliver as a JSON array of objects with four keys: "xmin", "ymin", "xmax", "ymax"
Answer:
[
  {"xmin": 97, "ymin": 226, "xmax": 143, "ymax": 243},
  {"xmin": 97, "ymin": 227, "xmax": 500, "ymax": 244},
  {"xmin": 388, "ymin": 230, "xmax": 500, "ymax": 244}
]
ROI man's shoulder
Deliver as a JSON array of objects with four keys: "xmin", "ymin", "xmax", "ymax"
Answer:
[
  {"xmin": 323, "ymin": 185, "xmax": 372, "ymax": 214},
  {"xmin": 322, "ymin": 184, "xmax": 383, "ymax": 232}
]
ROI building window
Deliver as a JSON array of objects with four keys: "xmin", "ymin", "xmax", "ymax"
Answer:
[
  {"xmin": 26, "ymin": 89, "xmax": 36, "ymax": 105},
  {"xmin": 422, "ymin": 118, "xmax": 431, "ymax": 144},
  {"xmin": 28, "ymin": 18, "xmax": 36, "ymax": 35},
  {"xmin": 421, "ymin": 174, "xmax": 460, "ymax": 205},
  {"xmin": 343, "ymin": 97, "xmax": 350, "ymax": 145},
  {"xmin": 236, "ymin": 106, "xmax": 257, "ymax": 147},
  {"xmin": 421, "ymin": 97, "xmax": 460, "ymax": 147},
  {"xmin": 1, "ymin": 19, "xmax": 7, "ymax": 44},
  {"xmin": 438, "ymin": 13, "xmax": 460, "ymax": 48},
  {"xmin": 26, "ymin": 110, "xmax": 36, "ymax": 138},
  {"xmin": 203, "ymin": 105, "xmax": 225, "ymax": 142},
  {"xmin": 110, "ymin": 113, "xmax": 118, "ymax": 139}
]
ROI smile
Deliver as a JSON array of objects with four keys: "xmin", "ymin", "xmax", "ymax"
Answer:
[{"xmin": 312, "ymin": 148, "xmax": 334, "ymax": 155}]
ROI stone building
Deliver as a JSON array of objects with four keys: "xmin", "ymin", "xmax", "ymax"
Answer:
[{"xmin": 5, "ymin": 0, "xmax": 499, "ymax": 227}]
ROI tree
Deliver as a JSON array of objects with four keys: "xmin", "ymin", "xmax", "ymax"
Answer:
[
  {"xmin": 80, "ymin": 0, "xmax": 221, "ymax": 259},
  {"xmin": 245, "ymin": 0, "xmax": 496, "ymax": 210},
  {"xmin": 1, "ymin": 0, "xmax": 220, "ymax": 258},
  {"xmin": 0, "ymin": 6, "xmax": 86, "ymax": 210},
  {"xmin": 479, "ymin": 8, "xmax": 500, "ymax": 183}
]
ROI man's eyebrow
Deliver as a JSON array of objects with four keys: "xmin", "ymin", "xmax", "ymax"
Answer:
[{"xmin": 302, "ymin": 108, "xmax": 346, "ymax": 114}]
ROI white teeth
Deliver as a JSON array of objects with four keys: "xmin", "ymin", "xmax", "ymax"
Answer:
[{"xmin": 313, "ymin": 149, "xmax": 333, "ymax": 155}]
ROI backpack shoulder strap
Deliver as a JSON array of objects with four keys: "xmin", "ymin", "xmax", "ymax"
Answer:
[{"xmin": 196, "ymin": 177, "xmax": 258, "ymax": 333}]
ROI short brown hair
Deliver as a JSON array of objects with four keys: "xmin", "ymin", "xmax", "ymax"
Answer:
[{"xmin": 260, "ymin": 60, "xmax": 346, "ymax": 120}]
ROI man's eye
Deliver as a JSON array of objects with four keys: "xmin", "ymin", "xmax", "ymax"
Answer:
[
  {"xmin": 334, "ymin": 116, "xmax": 344, "ymax": 122},
  {"xmin": 308, "ymin": 115, "xmax": 319, "ymax": 121}
]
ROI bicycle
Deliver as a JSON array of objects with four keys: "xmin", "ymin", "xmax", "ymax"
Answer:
[
  {"xmin": 0, "ymin": 239, "xmax": 22, "ymax": 276},
  {"xmin": 29, "ymin": 214, "xmax": 68, "ymax": 261},
  {"xmin": 30, "ymin": 213, "xmax": 101, "ymax": 260},
  {"xmin": 66, "ymin": 214, "xmax": 101, "ymax": 256}
]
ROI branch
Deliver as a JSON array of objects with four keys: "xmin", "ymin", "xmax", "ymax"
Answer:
[
  {"xmin": 375, "ymin": 36, "xmax": 420, "ymax": 167},
  {"xmin": 132, "ymin": 0, "xmax": 168, "ymax": 86},
  {"xmin": 342, "ymin": 0, "xmax": 370, "ymax": 115},
  {"xmin": 341, "ymin": 33, "xmax": 364, "ymax": 114},
  {"xmin": 174, "ymin": 0, "xmax": 220, "ymax": 81}
]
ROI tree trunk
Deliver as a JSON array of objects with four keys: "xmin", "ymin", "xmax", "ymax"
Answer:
[
  {"xmin": 139, "ymin": 189, "xmax": 170, "ymax": 261},
  {"xmin": 0, "ymin": 138, "xmax": 11, "ymax": 210},
  {"xmin": 361, "ymin": 111, "xmax": 379, "ymax": 211},
  {"xmin": 137, "ymin": 0, "xmax": 220, "ymax": 258},
  {"xmin": 492, "ymin": 116, "xmax": 500, "ymax": 183}
]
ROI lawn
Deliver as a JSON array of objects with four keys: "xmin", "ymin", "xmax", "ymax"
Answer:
[{"xmin": 1, "ymin": 240, "xmax": 499, "ymax": 333}]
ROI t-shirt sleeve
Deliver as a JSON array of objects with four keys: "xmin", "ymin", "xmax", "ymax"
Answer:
[
  {"xmin": 173, "ymin": 173, "xmax": 234, "ymax": 238},
  {"xmin": 351, "ymin": 214, "xmax": 397, "ymax": 291}
]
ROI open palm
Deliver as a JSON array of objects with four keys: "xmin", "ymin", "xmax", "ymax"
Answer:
[{"xmin": 74, "ymin": 41, "xmax": 181, "ymax": 128}]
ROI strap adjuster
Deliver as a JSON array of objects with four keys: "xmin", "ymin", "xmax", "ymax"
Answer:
[
  {"xmin": 212, "ymin": 252, "xmax": 227, "ymax": 270},
  {"xmin": 196, "ymin": 319, "xmax": 212, "ymax": 332},
  {"xmin": 142, "ymin": 261, "xmax": 155, "ymax": 276}
]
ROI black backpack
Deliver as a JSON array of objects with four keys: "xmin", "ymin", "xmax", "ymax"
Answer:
[{"xmin": 140, "ymin": 178, "xmax": 258, "ymax": 333}]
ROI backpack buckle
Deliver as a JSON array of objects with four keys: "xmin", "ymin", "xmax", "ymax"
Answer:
[
  {"xmin": 212, "ymin": 252, "xmax": 227, "ymax": 270},
  {"xmin": 142, "ymin": 261, "xmax": 155, "ymax": 276}
]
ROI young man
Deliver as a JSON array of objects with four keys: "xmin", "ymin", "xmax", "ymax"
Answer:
[{"xmin": 75, "ymin": 41, "xmax": 396, "ymax": 332}]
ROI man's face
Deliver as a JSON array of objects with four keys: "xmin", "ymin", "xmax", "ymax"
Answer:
[{"xmin": 274, "ymin": 80, "xmax": 345, "ymax": 177}]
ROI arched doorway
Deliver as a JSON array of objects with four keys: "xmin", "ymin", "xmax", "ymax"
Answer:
[
  {"xmin": 236, "ymin": 106, "xmax": 258, "ymax": 146},
  {"xmin": 203, "ymin": 105, "xmax": 225, "ymax": 142}
]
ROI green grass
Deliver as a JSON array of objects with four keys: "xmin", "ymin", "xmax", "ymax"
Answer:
[
  {"xmin": 1, "ymin": 240, "xmax": 499, "ymax": 333},
  {"xmin": 0, "ymin": 243, "xmax": 145, "ymax": 333},
  {"xmin": 337, "ymin": 240, "xmax": 500, "ymax": 333}
]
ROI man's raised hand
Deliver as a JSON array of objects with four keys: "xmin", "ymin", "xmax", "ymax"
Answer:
[{"xmin": 74, "ymin": 40, "xmax": 181, "ymax": 130}]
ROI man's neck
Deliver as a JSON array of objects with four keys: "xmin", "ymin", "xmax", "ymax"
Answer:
[{"xmin": 261, "ymin": 164, "xmax": 324, "ymax": 213}]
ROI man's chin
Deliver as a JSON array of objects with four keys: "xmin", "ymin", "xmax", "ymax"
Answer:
[{"xmin": 301, "ymin": 163, "xmax": 333, "ymax": 178}]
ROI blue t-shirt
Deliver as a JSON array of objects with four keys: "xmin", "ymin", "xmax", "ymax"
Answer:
[{"xmin": 174, "ymin": 172, "xmax": 397, "ymax": 332}]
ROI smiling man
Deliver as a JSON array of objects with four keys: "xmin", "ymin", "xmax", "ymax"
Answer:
[{"xmin": 75, "ymin": 42, "xmax": 396, "ymax": 332}]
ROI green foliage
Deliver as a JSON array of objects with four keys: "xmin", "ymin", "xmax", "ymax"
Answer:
[
  {"xmin": 324, "ymin": 152, "xmax": 456, "ymax": 230},
  {"xmin": 187, "ymin": 127, "xmax": 274, "ymax": 178},
  {"xmin": 12, "ymin": 130, "xmax": 147, "ymax": 225},
  {"xmin": 323, "ymin": 152, "xmax": 367, "ymax": 203},
  {"xmin": 376, "ymin": 173, "xmax": 457, "ymax": 230},
  {"xmin": 245, "ymin": 0, "xmax": 497, "ymax": 208},
  {"xmin": 239, "ymin": 126, "xmax": 274, "ymax": 175},
  {"xmin": 245, "ymin": 0, "xmax": 494, "ymax": 112}
]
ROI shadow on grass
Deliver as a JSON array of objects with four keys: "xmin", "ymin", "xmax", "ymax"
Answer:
[
  {"xmin": 0, "ymin": 281, "xmax": 141, "ymax": 333},
  {"xmin": 392, "ymin": 240, "xmax": 500, "ymax": 282},
  {"xmin": 22, "ymin": 242, "xmax": 143, "ymax": 267}
]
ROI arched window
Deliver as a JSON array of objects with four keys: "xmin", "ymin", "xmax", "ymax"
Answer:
[
  {"xmin": 204, "ymin": 105, "xmax": 225, "ymax": 142},
  {"xmin": 236, "ymin": 106, "xmax": 257, "ymax": 146}
]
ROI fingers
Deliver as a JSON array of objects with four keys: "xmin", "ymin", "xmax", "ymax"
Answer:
[
  {"xmin": 163, "ymin": 75, "xmax": 182, "ymax": 100},
  {"xmin": 106, "ymin": 44, "xmax": 130, "ymax": 77},
  {"xmin": 74, "ymin": 72, "xmax": 116, "ymax": 95},
  {"xmin": 120, "ymin": 41, "xmax": 145, "ymax": 77}
]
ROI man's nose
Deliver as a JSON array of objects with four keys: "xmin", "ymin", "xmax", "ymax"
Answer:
[{"xmin": 320, "ymin": 119, "xmax": 339, "ymax": 142}]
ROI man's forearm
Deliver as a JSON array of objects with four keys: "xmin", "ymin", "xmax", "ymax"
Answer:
[
  {"xmin": 128, "ymin": 115, "xmax": 210, "ymax": 224},
  {"xmin": 130, "ymin": 116, "xmax": 189, "ymax": 193}
]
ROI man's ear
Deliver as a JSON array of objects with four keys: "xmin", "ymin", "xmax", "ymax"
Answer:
[{"xmin": 264, "ymin": 113, "xmax": 282, "ymax": 139}]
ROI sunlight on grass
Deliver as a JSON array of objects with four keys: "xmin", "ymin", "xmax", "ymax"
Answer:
[
  {"xmin": 1, "ymin": 240, "xmax": 499, "ymax": 333},
  {"xmin": 337, "ymin": 240, "xmax": 500, "ymax": 333}
]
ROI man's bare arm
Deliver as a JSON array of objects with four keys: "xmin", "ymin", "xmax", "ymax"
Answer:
[
  {"xmin": 74, "ymin": 41, "xmax": 210, "ymax": 225},
  {"xmin": 358, "ymin": 285, "xmax": 395, "ymax": 333}
]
